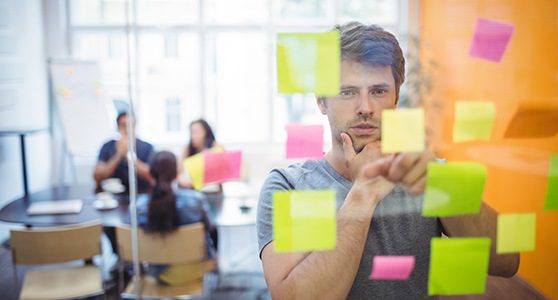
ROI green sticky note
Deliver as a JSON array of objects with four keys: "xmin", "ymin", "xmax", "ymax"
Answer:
[
  {"xmin": 273, "ymin": 190, "xmax": 336, "ymax": 252},
  {"xmin": 428, "ymin": 237, "xmax": 491, "ymax": 296},
  {"xmin": 277, "ymin": 32, "xmax": 340, "ymax": 96},
  {"xmin": 497, "ymin": 213, "xmax": 536, "ymax": 253},
  {"xmin": 453, "ymin": 101, "xmax": 495, "ymax": 143},
  {"xmin": 423, "ymin": 162, "xmax": 486, "ymax": 217},
  {"xmin": 544, "ymin": 154, "xmax": 558, "ymax": 210},
  {"xmin": 381, "ymin": 108, "xmax": 425, "ymax": 153}
]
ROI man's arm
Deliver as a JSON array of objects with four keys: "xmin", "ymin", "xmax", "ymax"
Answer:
[
  {"xmin": 93, "ymin": 151, "xmax": 124, "ymax": 186},
  {"xmin": 261, "ymin": 159, "xmax": 393, "ymax": 299},
  {"xmin": 440, "ymin": 203, "xmax": 520, "ymax": 277}
]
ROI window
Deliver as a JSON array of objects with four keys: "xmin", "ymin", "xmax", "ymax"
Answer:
[
  {"xmin": 68, "ymin": 0, "xmax": 407, "ymax": 144},
  {"xmin": 165, "ymin": 97, "xmax": 182, "ymax": 132}
]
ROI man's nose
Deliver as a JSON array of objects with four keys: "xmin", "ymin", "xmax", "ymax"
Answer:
[{"xmin": 356, "ymin": 92, "xmax": 374, "ymax": 116}]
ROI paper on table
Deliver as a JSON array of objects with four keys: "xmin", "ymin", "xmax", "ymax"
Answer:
[
  {"xmin": 453, "ymin": 101, "xmax": 495, "ymax": 142},
  {"xmin": 469, "ymin": 18, "xmax": 514, "ymax": 63},
  {"xmin": 273, "ymin": 189, "xmax": 336, "ymax": 252},
  {"xmin": 381, "ymin": 108, "xmax": 425, "ymax": 153},
  {"xmin": 27, "ymin": 199, "xmax": 83, "ymax": 215},
  {"xmin": 277, "ymin": 32, "xmax": 340, "ymax": 96},
  {"xmin": 497, "ymin": 213, "xmax": 536, "ymax": 253},
  {"xmin": 369, "ymin": 255, "xmax": 415, "ymax": 280},
  {"xmin": 423, "ymin": 162, "xmax": 486, "ymax": 217},
  {"xmin": 545, "ymin": 154, "xmax": 558, "ymax": 210},
  {"xmin": 428, "ymin": 237, "xmax": 491, "ymax": 296},
  {"xmin": 286, "ymin": 124, "xmax": 324, "ymax": 159}
]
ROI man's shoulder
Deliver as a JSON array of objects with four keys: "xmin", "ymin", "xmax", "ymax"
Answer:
[
  {"xmin": 263, "ymin": 160, "xmax": 325, "ymax": 190},
  {"xmin": 136, "ymin": 138, "xmax": 154, "ymax": 149}
]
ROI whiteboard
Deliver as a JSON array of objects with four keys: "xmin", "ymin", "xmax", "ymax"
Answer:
[{"xmin": 50, "ymin": 61, "xmax": 115, "ymax": 156}]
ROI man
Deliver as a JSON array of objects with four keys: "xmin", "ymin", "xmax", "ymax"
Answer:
[
  {"xmin": 257, "ymin": 22, "xmax": 519, "ymax": 299},
  {"xmin": 93, "ymin": 112, "xmax": 154, "ymax": 193}
]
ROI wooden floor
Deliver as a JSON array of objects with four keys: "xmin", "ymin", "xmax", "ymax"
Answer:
[{"xmin": 0, "ymin": 226, "xmax": 549, "ymax": 300}]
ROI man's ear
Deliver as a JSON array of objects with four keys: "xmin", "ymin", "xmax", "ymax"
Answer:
[{"xmin": 316, "ymin": 96, "xmax": 327, "ymax": 115}]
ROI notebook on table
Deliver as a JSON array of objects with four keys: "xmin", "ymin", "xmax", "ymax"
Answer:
[{"xmin": 26, "ymin": 199, "xmax": 83, "ymax": 215}]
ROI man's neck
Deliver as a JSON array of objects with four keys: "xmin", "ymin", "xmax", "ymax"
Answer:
[{"xmin": 325, "ymin": 142, "xmax": 351, "ymax": 181}]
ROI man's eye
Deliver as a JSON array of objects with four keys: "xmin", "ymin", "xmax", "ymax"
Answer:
[
  {"xmin": 340, "ymin": 90, "xmax": 356, "ymax": 97},
  {"xmin": 372, "ymin": 89, "xmax": 387, "ymax": 96}
]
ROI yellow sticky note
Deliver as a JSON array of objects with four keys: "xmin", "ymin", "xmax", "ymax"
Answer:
[
  {"xmin": 453, "ymin": 101, "xmax": 495, "ymax": 142},
  {"xmin": 497, "ymin": 213, "xmax": 536, "ymax": 253},
  {"xmin": 277, "ymin": 32, "xmax": 340, "ymax": 96},
  {"xmin": 381, "ymin": 108, "xmax": 425, "ymax": 153},
  {"xmin": 273, "ymin": 190, "xmax": 336, "ymax": 252},
  {"xmin": 183, "ymin": 153, "xmax": 204, "ymax": 191}
]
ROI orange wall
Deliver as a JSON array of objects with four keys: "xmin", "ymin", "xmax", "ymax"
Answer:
[{"xmin": 420, "ymin": 0, "xmax": 558, "ymax": 297}]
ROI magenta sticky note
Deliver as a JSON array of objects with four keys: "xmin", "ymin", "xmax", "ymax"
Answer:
[
  {"xmin": 203, "ymin": 151, "xmax": 242, "ymax": 184},
  {"xmin": 286, "ymin": 124, "xmax": 324, "ymax": 159},
  {"xmin": 469, "ymin": 18, "xmax": 514, "ymax": 63},
  {"xmin": 369, "ymin": 256, "xmax": 415, "ymax": 280}
]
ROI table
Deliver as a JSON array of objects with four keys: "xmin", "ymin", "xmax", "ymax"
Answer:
[
  {"xmin": 0, "ymin": 128, "xmax": 48, "ymax": 197},
  {"xmin": 0, "ymin": 185, "xmax": 257, "ymax": 228}
]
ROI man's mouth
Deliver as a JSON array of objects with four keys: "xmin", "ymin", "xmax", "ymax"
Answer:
[{"xmin": 350, "ymin": 123, "xmax": 379, "ymax": 136}]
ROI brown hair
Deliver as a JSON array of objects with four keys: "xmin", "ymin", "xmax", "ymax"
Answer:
[
  {"xmin": 145, "ymin": 151, "xmax": 179, "ymax": 235},
  {"xmin": 335, "ymin": 22, "xmax": 405, "ymax": 101}
]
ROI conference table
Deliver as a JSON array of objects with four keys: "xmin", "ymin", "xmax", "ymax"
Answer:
[{"xmin": 0, "ymin": 185, "xmax": 257, "ymax": 228}]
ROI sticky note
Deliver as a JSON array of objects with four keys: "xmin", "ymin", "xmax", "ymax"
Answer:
[
  {"xmin": 381, "ymin": 108, "xmax": 425, "ymax": 153},
  {"xmin": 277, "ymin": 32, "xmax": 340, "ymax": 96},
  {"xmin": 273, "ymin": 190, "xmax": 336, "ymax": 252},
  {"xmin": 497, "ymin": 213, "xmax": 536, "ymax": 253},
  {"xmin": 453, "ymin": 101, "xmax": 495, "ymax": 142},
  {"xmin": 369, "ymin": 256, "xmax": 415, "ymax": 280},
  {"xmin": 504, "ymin": 100, "xmax": 558, "ymax": 138},
  {"xmin": 286, "ymin": 124, "xmax": 324, "ymax": 159},
  {"xmin": 545, "ymin": 154, "xmax": 558, "ymax": 210},
  {"xmin": 204, "ymin": 151, "xmax": 242, "ymax": 184},
  {"xmin": 469, "ymin": 18, "xmax": 514, "ymax": 63},
  {"xmin": 428, "ymin": 237, "xmax": 491, "ymax": 296},
  {"xmin": 423, "ymin": 162, "xmax": 486, "ymax": 217},
  {"xmin": 183, "ymin": 153, "xmax": 204, "ymax": 190}
]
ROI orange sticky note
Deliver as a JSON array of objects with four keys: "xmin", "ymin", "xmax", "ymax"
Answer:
[{"xmin": 504, "ymin": 101, "xmax": 558, "ymax": 138}]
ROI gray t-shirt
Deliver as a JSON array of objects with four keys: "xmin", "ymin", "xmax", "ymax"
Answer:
[{"xmin": 257, "ymin": 159, "xmax": 442, "ymax": 299}]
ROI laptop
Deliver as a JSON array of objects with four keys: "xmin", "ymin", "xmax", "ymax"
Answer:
[{"xmin": 26, "ymin": 199, "xmax": 83, "ymax": 215}]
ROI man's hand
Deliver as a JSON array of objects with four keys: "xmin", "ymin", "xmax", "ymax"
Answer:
[
  {"xmin": 341, "ymin": 132, "xmax": 395, "ymax": 203},
  {"xmin": 385, "ymin": 151, "xmax": 433, "ymax": 196},
  {"xmin": 116, "ymin": 137, "xmax": 128, "ymax": 159},
  {"xmin": 341, "ymin": 132, "xmax": 383, "ymax": 181}
]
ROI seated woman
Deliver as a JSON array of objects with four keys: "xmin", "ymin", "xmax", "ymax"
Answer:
[
  {"xmin": 178, "ymin": 119, "xmax": 224, "ymax": 220},
  {"xmin": 136, "ymin": 151, "xmax": 218, "ymax": 286}
]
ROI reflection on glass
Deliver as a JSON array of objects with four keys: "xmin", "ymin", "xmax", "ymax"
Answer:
[
  {"xmin": 205, "ymin": 0, "xmax": 267, "ymax": 25},
  {"xmin": 137, "ymin": 0, "xmax": 199, "ymax": 25},
  {"xmin": 209, "ymin": 32, "xmax": 269, "ymax": 143},
  {"xmin": 273, "ymin": 0, "xmax": 334, "ymax": 25},
  {"xmin": 339, "ymin": 0, "xmax": 398, "ymax": 25}
]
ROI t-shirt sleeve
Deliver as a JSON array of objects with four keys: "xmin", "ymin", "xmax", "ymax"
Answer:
[
  {"xmin": 97, "ymin": 142, "xmax": 112, "ymax": 162},
  {"xmin": 256, "ymin": 169, "xmax": 294, "ymax": 258}
]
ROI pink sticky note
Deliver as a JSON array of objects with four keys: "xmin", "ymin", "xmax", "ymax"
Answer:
[
  {"xmin": 469, "ymin": 18, "xmax": 514, "ymax": 63},
  {"xmin": 286, "ymin": 124, "xmax": 324, "ymax": 159},
  {"xmin": 369, "ymin": 256, "xmax": 415, "ymax": 280},
  {"xmin": 203, "ymin": 151, "xmax": 242, "ymax": 184}
]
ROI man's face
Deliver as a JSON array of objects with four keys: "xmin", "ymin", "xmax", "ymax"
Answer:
[
  {"xmin": 319, "ymin": 60, "xmax": 397, "ymax": 153},
  {"xmin": 118, "ymin": 115, "xmax": 128, "ymax": 136}
]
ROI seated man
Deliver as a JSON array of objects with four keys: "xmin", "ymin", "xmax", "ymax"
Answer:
[{"xmin": 93, "ymin": 112, "xmax": 154, "ymax": 194}]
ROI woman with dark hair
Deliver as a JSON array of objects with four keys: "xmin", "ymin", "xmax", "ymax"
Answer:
[
  {"xmin": 178, "ymin": 119, "xmax": 223, "ymax": 194},
  {"xmin": 136, "ymin": 151, "xmax": 218, "ymax": 285},
  {"xmin": 184, "ymin": 119, "xmax": 218, "ymax": 158}
]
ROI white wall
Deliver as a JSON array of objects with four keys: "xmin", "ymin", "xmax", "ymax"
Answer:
[{"xmin": 0, "ymin": 0, "xmax": 51, "ymax": 241}]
